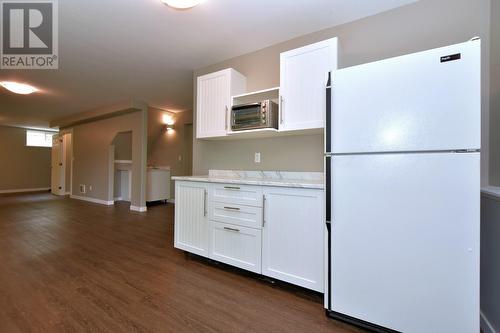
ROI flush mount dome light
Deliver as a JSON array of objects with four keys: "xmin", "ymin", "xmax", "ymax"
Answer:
[
  {"xmin": 0, "ymin": 81, "xmax": 38, "ymax": 94},
  {"xmin": 161, "ymin": 0, "xmax": 206, "ymax": 9}
]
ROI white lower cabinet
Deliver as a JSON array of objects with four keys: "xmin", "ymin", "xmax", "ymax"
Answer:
[
  {"xmin": 262, "ymin": 187, "xmax": 325, "ymax": 292},
  {"xmin": 209, "ymin": 221, "xmax": 262, "ymax": 273},
  {"xmin": 174, "ymin": 181, "xmax": 324, "ymax": 292},
  {"xmin": 174, "ymin": 181, "xmax": 209, "ymax": 257}
]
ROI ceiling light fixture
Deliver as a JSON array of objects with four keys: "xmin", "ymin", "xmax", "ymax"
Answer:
[
  {"xmin": 0, "ymin": 81, "xmax": 38, "ymax": 94},
  {"xmin": 161, "ymin": 0, "xmax": 206, "ymax": 10}
]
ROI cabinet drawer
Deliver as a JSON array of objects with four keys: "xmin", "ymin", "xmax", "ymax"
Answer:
[
  {"xmin": 210, "ymin": 202, "xmax": 262, "ymax": 229},
  {"xmin": 210, "ymin": 183, "xmax": 263, "ymax": 207},
  {"xmin": 209, "ymin": 221, "xmax": 262, "ymax": 273}
]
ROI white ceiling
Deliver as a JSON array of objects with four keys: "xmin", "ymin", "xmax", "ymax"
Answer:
[{"xmin": 0, "ymin": 0, "xmax": 416, "ymax": 128}]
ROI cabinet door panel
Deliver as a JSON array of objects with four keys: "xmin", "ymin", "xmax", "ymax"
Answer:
[
  {"xmin": 280, "ymin": 38, "xmax": 337, "ymax": 131},
  {"xmin": 262, "ymin": 187, "xmax": 324, "ymax": 292},
  {"xmin": 196, "ymin": 70, "xmax": 230, "ymax": 138},
  {"xmin": 210, "ymin": 183, "xmax": 263, "ymax": 207},
  {"xmin": 209, "ymin": 221, "xmax": 262, "ymax": 273},
  {"xmin": 174, "ymin": 182, "xmax": 209, "ymax": 257},
  {"xmin": 210, "ymin": 202, "xmax": 263, "ymax": 229}
]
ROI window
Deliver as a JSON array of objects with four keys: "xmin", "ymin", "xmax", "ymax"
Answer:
[{"xmin": 26, "ymin": 130, "xmax": 55, "ymax": 147}]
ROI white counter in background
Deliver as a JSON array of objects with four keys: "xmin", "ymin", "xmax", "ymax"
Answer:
[
  {"xmin": 146, "ymin": 167, "xmax": 171, "ymax": 202},
  {"xmin": 172, "ymin": 170, "xmax": 324, "ymax": 189}
]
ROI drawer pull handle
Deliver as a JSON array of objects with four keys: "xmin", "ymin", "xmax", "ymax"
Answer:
[
  {"xmin": 262, "ymin": 194, "xmax": 266, "ymax": 227},
  {"xmin": 224, "ymin": 227, "xmax": 240, "ymax": 232},
  {"xmin": 224, "ymin": 186, "xmax": 240, "ymax": 190},
  {"xmin": 224, "ymin": 206, "xmax": 240, "ymax": 211}
]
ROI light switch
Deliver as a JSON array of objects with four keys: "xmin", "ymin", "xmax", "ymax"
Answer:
[{"xmin": 255, "ymin": 152, "xmax": 261, "ymax": 163}]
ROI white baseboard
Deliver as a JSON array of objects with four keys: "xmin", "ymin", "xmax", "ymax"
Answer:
[
  {"xmin": 130, "ymin": 205, "xmax": 147, "ymax": 212},
  {"xmin": 114, "ymin": 196, "xmax": 123, "ymax": 201},
  {"xmin": 65, "ymin": 192, "xmax": 71, "ymax": 195},
  {"xmin": 0, "ymin": 187, "xmax": 50, "ymax": 194},
  {"xmin": 167, "ymin": 198, "xmax": 175, "ymax": 204},
  {"xmin": 481, "ymin": 311, "xmax": 497, "ymax": 333},
  {"xmin": 70, "ymin": 195, "xmax": 114, "ymax": 206}
]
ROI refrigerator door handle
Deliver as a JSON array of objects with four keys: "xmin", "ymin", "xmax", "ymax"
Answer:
[{"xmin": 325, "ymin": 71, "xmax": 332, "ymax": 154}]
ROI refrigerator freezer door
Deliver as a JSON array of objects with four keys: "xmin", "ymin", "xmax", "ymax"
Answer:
[
  {"xmin": 331, "ymin": 40, "xmax": 480, "ymax": 154},
  {"xmin": 330, "ymin": 152, "xmax": 479, "ymax": 333}
]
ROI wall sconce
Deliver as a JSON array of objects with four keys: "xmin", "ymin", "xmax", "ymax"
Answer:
[{"xmin": 163, "ymin": 124, "xmax": 175, "ymax": 133}]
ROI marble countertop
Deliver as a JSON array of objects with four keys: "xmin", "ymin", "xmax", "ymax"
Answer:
[{"xmin": 171, "ymin": 170, "xmax": 324, "ymax": 189}]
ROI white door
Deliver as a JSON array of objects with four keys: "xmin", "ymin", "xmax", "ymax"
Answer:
[
  {"xmin": 174, "ymin": 181, "xmax": 210, "ymax": 257},
  {"xmin": 262, "ymin": 187, "xmax": 324, "ymax": 292},
  {"xmin": 196, "ymin": 69, "xmax": 246, "ymax": 139},
  {"xmin": 331, "ymin": 40, "xmax": 480, "ymax": 154},
  {"xmin": 331, "ymin": 152, "xmax": 480, "ymax": 333},
  {"xmin": 280, "ymin": 38, "xmax": 337, "ymax": 131},
  {"xmin": 51, "ymin": 136, "xmax": 65, "ymax": 195},
  {"xmin": 120, "ymin": 170, "xmax": 131, "ymax": 202}
]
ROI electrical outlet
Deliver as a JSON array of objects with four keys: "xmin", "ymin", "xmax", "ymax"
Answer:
[
  {"xmin": 79, "ymin": 184, "xmax": 86, "ymax": 194},
  {"xmin": 255, "ymin": 152, "xmax": 261, "ymax": 163},
  {"xmin": 89, "ymin": 185, "xmax": 92, "ymax": 191},
  {"xmin": 178, "ymin": 155, "xmax": 182, "ymax": 161}
]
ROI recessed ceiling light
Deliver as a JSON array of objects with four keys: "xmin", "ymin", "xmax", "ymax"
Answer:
[
  {"xmin": 0, "ymin": 81, "xmax": 38, "ymax": 94},
  {"xmin": 161, "ymin": 0, "xmax": 206, "ymax": 10}
]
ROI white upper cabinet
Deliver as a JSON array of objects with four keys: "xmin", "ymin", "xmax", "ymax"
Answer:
[
  {"xmin": 196, "ymin": 68, "xmax": 246, "ymax": 139},
  {"xmin": 279, "ymin": 38, "xmax": 338, "ymax": 131}
]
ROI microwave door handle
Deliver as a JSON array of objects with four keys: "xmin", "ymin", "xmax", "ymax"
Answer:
[{"xmin": 232, "ymin": 102, "xmax": 262, "ymax": 109}]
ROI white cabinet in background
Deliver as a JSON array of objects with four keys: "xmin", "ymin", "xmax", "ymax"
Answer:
[
  {"xmin": 262, "ymin": 187, "xmax": 325, "ymax": 292},
  {"xmin": 146, "ymin": 168, "xmax": 170, "ymax": 202},
  {"xmin": 196, "ymin": 68, "xmax": 246, "ymax": 139},
  {"xmin": 174, "ymin": 181, "xmax": 209, "ymax": 257},
  {"xmin": 279, "ymin": 38, "xmax": 338, "ymax": 132}
]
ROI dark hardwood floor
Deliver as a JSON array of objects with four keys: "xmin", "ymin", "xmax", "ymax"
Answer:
[{"xmin": 0, "ymin": 193, "xmax": 363, "ymax": 333}]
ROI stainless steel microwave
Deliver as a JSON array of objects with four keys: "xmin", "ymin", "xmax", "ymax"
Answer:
[{"xmin": 231, "ymin": 100, "xmax": 279, "ymax": 131}]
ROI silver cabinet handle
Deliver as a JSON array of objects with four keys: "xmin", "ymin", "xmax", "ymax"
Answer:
[
  {"xmin": 225, "ymin": 105, "xmax": 229, "ymax": 130},
  {"xmin": 279, "ymin": 95, "xmax": 284, "ymax": 124},
  {"xmin": 203, "ymin": 189, "xmax": 208, "ymax": 217},
  {"xmin": 224, "ymin": 227, "xmax": 240, "ymax": 232},
  {"xmin": 224, "ymin": 186, "xmax": 240, "ymax": 190},
  {"xmin": 224, "ymin": 206, "xmax": 240, "ymax": 211},
  {"xmin": 262, "ymin": 194, "xmax": 266, "ymax": 227}
]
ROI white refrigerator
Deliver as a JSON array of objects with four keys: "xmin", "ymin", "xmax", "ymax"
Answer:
[{"xmin": 325, "ymin": 40, "xmax": 481, "ymax": 333}]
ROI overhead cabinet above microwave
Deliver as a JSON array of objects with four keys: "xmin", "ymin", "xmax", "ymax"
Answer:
[
  {"xmin": 195, "ymin": 37, "xmax": 338, "ymax": 139},
  {"xmin": 196, "ymin": 69, "xmax": 247, "ymax": 139},
  {"xmin": 279, "ymin": 38, "xmax": 338, "ymax": 131}
]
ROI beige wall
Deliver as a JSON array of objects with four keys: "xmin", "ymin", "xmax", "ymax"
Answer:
[
  {"xmin": 148, "ymin": 108, "xmax": 193, "ymax": 196},
  {"xmin": 112, "ymin": 131, "xmax": 132, "ymax": 160},
  {"xmin": 0, "ymin": 126, "xmax": 51, "ymax": 191},
  {"xmin": 193, "ymin": 0, "xmax": 492, "ymax": 183},
  {"xmin": 490, "ymin": 1, "xmax": 500, "ymax": 185},
  {"xmin": 71, "ymin": 109, "xmax": 147, "ymax": 207}
]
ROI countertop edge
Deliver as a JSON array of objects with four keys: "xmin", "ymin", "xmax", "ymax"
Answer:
[{"xmin": 171, "ymin": 176, "xmax": 325, "ymax": 190}]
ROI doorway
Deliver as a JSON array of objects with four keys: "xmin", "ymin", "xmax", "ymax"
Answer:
[{"xmin": 51, "ymin": 133, "xmax": 71, "ymax": 195}]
